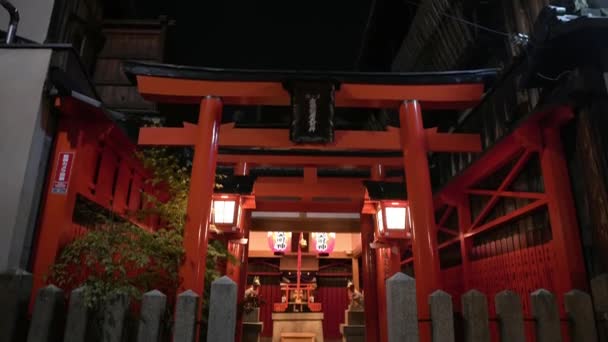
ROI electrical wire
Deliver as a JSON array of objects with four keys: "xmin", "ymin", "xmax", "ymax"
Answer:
[{"xmin": 402, "ymin": 0, "xmax": 512, "ymax": 38}]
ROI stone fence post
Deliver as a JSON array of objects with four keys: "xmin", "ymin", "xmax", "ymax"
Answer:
[
  {"xmin": 565, "ymin": 290, "xmax": 598, "ymax": 342},
  {"xmin": 429, "ymin": 290, "xmax": 454, "ymax": 342},
  {"xmin": 64, "ymin": 286, "xmax": 88, "ymax": 342},
  {"xmin": 591, "ymin": 274, "xmax": 608, "ymax": 341},
  {"xmin": 206, "ymin": 276, "xmax": 238, "ymax": 342},
  {"xmin": 495, "ymin": 290, "xmax": 525, "ymax": 342},
  {"xmin": 173, "ymin": 290, "xmax": 199, "ymax": 342},
  {"xmin": 137, "ymin": 290, "xmax": 167, "ymax": 342},
  {"xmin": 462, "ymin": 290, "xmax": 490, "ymax": 342},
  {"xmin": 531, "ymin": 289, "xmax": 562, "ymax": 342},
  {"xmin": 27, "ymin": 285, "xmax": 65, "ymax": 342},
  {"xmin": 385, "ymin": 272, "xmax": 418, "ymax": 342},
  {"xmin": 0, "ymin": 269, "xmax": 32, "ymax": 342}
]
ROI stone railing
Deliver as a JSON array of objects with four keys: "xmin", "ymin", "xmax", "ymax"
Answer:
[
  {"xmin": 0, "ymin": 270, "xmax": 245, "ymax": 342},
  {"xmin": 385, "ymin": 272, "xmax": 608, "ymax": 342}
]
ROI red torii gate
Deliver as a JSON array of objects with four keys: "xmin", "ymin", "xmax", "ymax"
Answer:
[{"xmin": 124, "ymin": 61, "xmax": 493, "ymax": 340}]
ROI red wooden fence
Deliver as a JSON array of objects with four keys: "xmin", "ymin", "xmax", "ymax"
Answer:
[{"xmin": 30, "ymin": 95, "xmax": 160, "ymax": 308}]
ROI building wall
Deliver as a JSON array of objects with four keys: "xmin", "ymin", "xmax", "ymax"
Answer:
[
  {"xmin": 0, "ymin": 49, "xmax": 53, "ymax": 271},
  {"xmin": 0, "ymin": 0, "xmax": 55, "ymax": 43}
]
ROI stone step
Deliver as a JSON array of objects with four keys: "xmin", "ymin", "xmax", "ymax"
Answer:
[{"xmin": 346, "ymin": 310, "xmax": 365, "ymax": 325}]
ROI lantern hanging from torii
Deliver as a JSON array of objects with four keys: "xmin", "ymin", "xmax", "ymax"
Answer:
[
  {"xmin": 374, "ymin": 200, "xmax": 412, "ymax": 240},
  {"xmin": 210, "ymin": 194, "xmax": 243, "ymax": 234}
]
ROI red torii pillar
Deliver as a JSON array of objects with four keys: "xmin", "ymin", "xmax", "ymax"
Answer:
[
  {"xmin": 232, "ymin": 162, "xmax": 252, "ymax": 342},
  {"xmin": 360, "ymin": 215, "xmax": 380, "ymax": 342},
  {"xmin": 399, "ymin": 100, "xmax": 441, "ymax": 341},
  {"xmin": 180, "ymin": 96, "xmax": 223, "ymax": 296}
]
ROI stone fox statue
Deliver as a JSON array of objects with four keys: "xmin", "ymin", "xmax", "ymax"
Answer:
[
  {"xmin": 243, "ymin": 277, "xmax": 263, "ymax": 313},
  {"xmin": 347, "ymin": 280, "xmax": 364, "ymax": 311}
]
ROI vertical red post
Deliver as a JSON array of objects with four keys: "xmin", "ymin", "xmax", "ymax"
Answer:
[
  {"xmin": 179, "ymin": 96, "xmax": 223, "ymax": 297},
  {"xmin": 235, "ymin": 162, "xmax": 250, "ymax": 342},
  {"xmin": 235, "ymin": 211, "xmax": 251, "ymax": 342},
  {"xmin": 376, "ymin": 248, "xmax": 388, "ymax": 342},
  {"xmin": 360, "ymin": 215, "xmax": 380, "ymax": 342},
  {"xmin": 540, "ymin": 123, "xmax": 588, "ymax": 297},
  {"xmin": 30, "ymin": 119, "xmax": 80, "ymax": 309},
  {"xmin": 399, "ymin": 100, "xmax": 440, "ymax": 340}
]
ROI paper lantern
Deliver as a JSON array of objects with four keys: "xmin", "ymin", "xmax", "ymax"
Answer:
[
  {"xmin": 375, "ymin": 200, "xmax": 411, "ymax": 239},
  {"xmin": 211, "ymin": 194, "xmax": 242, "ymax": 233},
  {"xmin": 267, "ymin": 232, "xmax": 292, "ymax": 255},
  {"xmin": 311, "ymin": 232, "xmax": 336, "ymax": 256}
]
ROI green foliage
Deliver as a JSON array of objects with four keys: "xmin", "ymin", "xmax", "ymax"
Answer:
[
  {"xmin": 50, "ymin": 221, "xmax": 183, "ymax": 308},
  {"xmin": 50, "ymin": 146, "xmax": 233, "ymax": 317}
]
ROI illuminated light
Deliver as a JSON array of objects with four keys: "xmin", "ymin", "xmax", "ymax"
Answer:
[
  {"xmin": 373, "ymin": 200, "xmax": 411, "ymax": 239},
  {"xmin": 221, "ymin": 195, "xmax": 229, "ymax": 199},
  {"xmin": 213, "ymin": 200, "xmax": 236, "ymax": 224},
  {"xmin": 376, "ymin": 208, "xmax": 384, "ymax": 234},
  {"xmin": 385, "ymin": 207, "xmax": 406, "ymax": 230},
  {"xmin": 311, "ymin": 232, "xmax": 336, "ymax": 255},
  {"xmin": 267, "ymin": 232, "xmax": 292, "ymax": 254}
]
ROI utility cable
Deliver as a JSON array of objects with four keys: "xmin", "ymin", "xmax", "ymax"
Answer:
[{"xmin": 402, "ymin": 0, "xmax": 519, "ymax": 40}]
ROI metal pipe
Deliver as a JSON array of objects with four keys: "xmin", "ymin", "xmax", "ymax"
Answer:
[{"xmin": 0, "ymin": 0, "xmax": 19, "ymax": 44}]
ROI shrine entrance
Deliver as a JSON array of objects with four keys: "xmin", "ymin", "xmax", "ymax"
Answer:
[
  {"xmin": 124, "ymin": 61, "xmax": 492, "ymax": 341},
  {"xmin": 119, "ymin": 61, "xmax": 595, "ymax": 342}
]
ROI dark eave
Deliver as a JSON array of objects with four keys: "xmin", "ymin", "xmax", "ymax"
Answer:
[{"xmin": 123, "ymin": 60, "xmax": 497, "ymax": 88}]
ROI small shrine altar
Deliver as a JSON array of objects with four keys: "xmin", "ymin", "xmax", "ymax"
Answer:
[
  {"xmin": 272, "ymin": 312, "xmax": 324, "ymax": 342},
  {"xmin": 272, "ymin": 283, "xmax": 323, "ymax": 342},
  {"xmin": 270, "ymin": 233, "xmax": 326, "ymax": 342}
]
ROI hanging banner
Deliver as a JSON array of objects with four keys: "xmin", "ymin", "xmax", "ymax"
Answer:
[
  {"xmin": 51, "ymin": 152, "xmax": 75, "ymax": 195},
  {"xmin": 288, "ymin": 81, "xmax": 335, "ymax": 144},
  {"xmin": 311, "ymin": 232, "xmax": 336, "ymax": 255},
  {"xmin": 267, "ymin": 232, "xmax": 292, "ymax": 254}
]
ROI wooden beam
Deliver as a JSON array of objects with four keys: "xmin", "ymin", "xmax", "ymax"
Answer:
[
  {"xmin": 465, "ymin": 189, "xmax": 546, "ymax": 200},
  {"xmin": 250, "ymin": 217, "xmax": 360, "ymax": 233},
  {"xmin": 135, "ymin": 75, "xmax": 485, "ymax": 109},
  {"xmin": 217, "ymin": 154, "xmax": 403, "ymax": 167},
  {"xmin": 464, "ymin": 200, "xmax": 548, "ymax": 238},
  {"xmin": 139, "ymin": 123, "xmax": 482, "ymax": 154},
  {"xmin": 254, "ymin": 179, "xmax": 366, "ymax": 200},
  {"xmin": 218, "ymin": 124, "xmax": 401, "ymax": 150},
  {"xmin": 425, "ymin": 130, "xmax": 482, "ymax": 153},
  {"xmin": 254, "ymin": 200, "xmax": 362, "ymax": 213}
]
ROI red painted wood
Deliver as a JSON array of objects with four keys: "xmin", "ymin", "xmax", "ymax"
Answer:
[
  {"xmin": 258, "ymin": 284, "xmax": 282, "ymax": 337},
  {"xmin": 317, "ymin": 286, "xmax": 350, "ymax": 339},
  {"xmin": 400, "ymin": 101, "xmax": 438, "ymax": 342},
  {"xmin": 31, "ymin": 96, "xmax": 164, "ymax": 310}
]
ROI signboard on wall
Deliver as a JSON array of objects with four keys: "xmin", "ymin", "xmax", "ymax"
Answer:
[{"xmin": 50, "ymin": 152, "xmax": 74, "ymax": 195}]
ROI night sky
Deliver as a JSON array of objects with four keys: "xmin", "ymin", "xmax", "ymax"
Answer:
[
  {"xmin": 169, "ymin": 1, "xmax": 372, "ymax": 70},
  {"xmin": 106, "ymin": 0, "xmax": 416, "ymax": 71}
]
